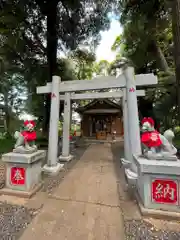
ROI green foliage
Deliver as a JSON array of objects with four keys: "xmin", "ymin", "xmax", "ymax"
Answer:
[
  {"xmin": 70, "ymin": 48, "xmax": 96, "ymax": 80},
  {"xmin": 111, "ymin": 35, "xmax": 122, "ymax": 52},
  {"xmin": 0, "ymin": 55, "xmax": 26, "ymax": 133},
  {"xmin": 93, "ymin": 60, "xmax": 111, "ymax": 76},
  {"xmin": 174, "ymin": 126, "xmax": 180, "ymax": 147},
  {"xmin": 0, "ymin": 137, "xmax": 15, "ymax": 155},
  {"xmin": 111, "ymin": 0, "xmax": 179, "ymax": 128},
  {"xmin": 0, "ymin": 0, "xmax": 115, "ymax": 132},
  {"xmin": 0, "ymin": 0, "xmax": 113, "ymax": 68},
  {"xmin": 25, "ymin": 58, "xmax": 77, "ymax": 119},
  {"xmin": 114, "ymin": 0, "xmax": 173, "ymax": 73},
  {"xmin": 58, "ymin": 121, "xmax": 80, "ymax": 136}
]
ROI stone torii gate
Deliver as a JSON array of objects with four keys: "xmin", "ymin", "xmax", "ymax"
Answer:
[
  {"xmin": 37, "ymin": 67, "xmax": 158, "ymax": 175},
  {"xmin": 58, "ymin": 89, "xmax": 145, "ymax": 162}
]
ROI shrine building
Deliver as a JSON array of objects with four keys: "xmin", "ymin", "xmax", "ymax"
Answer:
[{"xmin": 76, "ymin": 99, "xmax": 123, "ymax": 139}]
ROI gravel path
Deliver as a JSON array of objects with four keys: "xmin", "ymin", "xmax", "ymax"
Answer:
[
  {"xmin": 111, "ymin": 142, "xmax": 180, "ymax": 240},
  {"xmin": 124, "ymin": 219, "xmax": 180, "ymax": 240},
  {"xmin": 1, "ymin": 142, "xmax": 180, "ymax": 239},
  {"xmin": 0, "ymin": 202, "xmax": 37, "ymax": 240},
  {"xmin": 0, "ymin": 143, "xmax": 89, "ymax": 239}
]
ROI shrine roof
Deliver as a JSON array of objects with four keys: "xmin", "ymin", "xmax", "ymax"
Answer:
[{"xmin": 76, "ymin": 99, "xmax": 121, "ymax": 114}]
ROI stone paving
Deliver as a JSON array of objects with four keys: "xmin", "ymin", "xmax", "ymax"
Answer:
[
  {"xmin": 1, "ymin": 142, "xmax": 180, "ymax": 239},
  {"xmin": 0, "ymin": 144, "xmax": 88, "ymax": 239},
  {"xmin": 111, "ymin": 143, "xmax": 180, "ymax": 240},
  {"xmin": 19, "ymin": 143, "xmax": 125, "ymax": 239}
]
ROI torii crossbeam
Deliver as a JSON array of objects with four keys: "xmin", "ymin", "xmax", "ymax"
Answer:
[{"xmin": 36, "ymin": 68, "xmax": 158, "ymax": 175}]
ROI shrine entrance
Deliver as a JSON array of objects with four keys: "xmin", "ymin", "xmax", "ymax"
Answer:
[
  {"xmin": 76, "ymin": 99, "xmax": 123, "ymax": 138},
  {"xmin": 36, "ymin": 67, "xmax": 157, "ymax": 175},
  {"xmin": 90, "ymin": 115, "xmax": 111, "ymax": 135}
]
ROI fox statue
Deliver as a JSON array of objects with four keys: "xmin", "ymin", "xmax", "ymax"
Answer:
[
  {"xmin": 14, "ymin": 120, "xmax": 37, "ymax": 153},
  {"xmin": 141, "ymin": 117, "xmax": 177, "ymax": 160}
]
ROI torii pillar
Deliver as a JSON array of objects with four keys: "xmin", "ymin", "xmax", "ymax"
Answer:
[
  {"xmin": 122, "ymin": 89, "xmax": 131, "ymax": 165},
  {"xmin": 121, "ymin": 87, "xmax": 145, "ymax": 168},
  {"xmin": 124, "ymin": 67, "xmax": 142, "ymax": 174},
  {"xmin": 59, "ymin": 92, "xmax": 74, "ymax": 161},
  {"xmin": 43, "ymin": 76, "xmax": 64, "ymax": 175}
]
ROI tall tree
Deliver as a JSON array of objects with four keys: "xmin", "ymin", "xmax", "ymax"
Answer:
[
  {"xmin": 0, "ymin": 57, "xmax": 25, "ymax": 133},
  {"xmin": 112, "ymin": 0, "xmax": 178, "ymax": 127},
  {"xmin": 172, "ymin": 0, "xmax": 180, "ymax": 115},
  {"xmin": 94, "ymin": 60, "xmax": 110, "ymax": 76},
  {"xmin": 116, "ymin": 0, "xmax": 180, "ymax": 123},
  {"xmin": 70, "ymin": 48, "xmax": 96, "ymax": 80},
  {"xmin": 0, "ymin": 0, "xmax": 115, "ymax": 132}
]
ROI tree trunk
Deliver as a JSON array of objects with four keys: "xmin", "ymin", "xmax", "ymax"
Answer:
[
  {"xmin": 3, "ymin": 91, "xmax": 10, "ymax": 134},
  {"xmin": 154, "ymin": 43, "xmax": 169, "ymax": 72},
  {"xmin": 151, "ymin": 40, "xmax": 170, "ymax": 72},
  {"xmin": 43, "ymin": 1, "xmax": 58, "ymax": 134},
  {"xmin": 172, "ymin": 0, "xmax": 180, "ymax": 117}
]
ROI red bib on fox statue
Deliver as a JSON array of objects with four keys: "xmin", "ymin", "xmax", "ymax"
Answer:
[
  {"xmin": 21, "ymin": 120, "xmax": 37, "ymax": 143},
  {"xmin": 141, "ymin": 117, "xmax": 162, "ymax": 148}
]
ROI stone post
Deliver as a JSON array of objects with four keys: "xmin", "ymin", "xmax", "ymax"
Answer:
[
  {"xmin": 124, "ymin": 67, "xmax": 142, "ymax": 173},
  {"xmin": 90, "ymin": 120, "xmax": 92, "ymax": 137},
  {"xmin": 43, "ymin": 76, "xmax": 64, "ymax": 175},
  {"xmin": 59, "ymin": 92, "xmax": 73, "ymax": 161},
  {"xmin": 70, "ymin": 100, "xmax": 72, "ymax": 130},
  {"xmin": 0, "ymin": 150, "xmax": 46, "ymax": 198},
  {"xmin": 121, "ymin": 89, "xmax": 131, "ymax": 166}
]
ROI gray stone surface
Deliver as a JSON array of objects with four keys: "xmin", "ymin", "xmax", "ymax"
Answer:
[
  {"xmin": 58, "ymin": 138, "xmax": 76, "ymax": 156},
  {"xmin": 20, "ymin": 143, "xmax": 125, "ymax": 240},
  {"xmin": 13, "ymin": 146, "xmax": 37, "ymax": 154},
  {"xmin": 134, "ymin": 155, "xmax": 180, "ymax": 213},
  {"xmin": 42, "ymin": 163, "xmax": 64, "ymax": 176},
  {"xmin": 112, "ymin": 143, "xmax": 180, "ymax": 240},
  {"xmin": 1, "ymin": 150, "xmax": 46, "ymax": 194},
  {"xmin": 42, "ymin": 144, "xmax": 89, "ymax": 193},
  {"xmin": 1, "ymin": 142, "xmax": 180, "ymax": 239},
  {"xmin": 145, "ymin": 151, "xmax": 178, "ymax": 161},
  {"xmin": 0, "ymin": 145, "xmax": 89, "ymax": 239},
  {"xmin": 2, "ymin": 150, "xmax": 46, "ymax": 164},
  {"xmin": 59, "ymin": 154, "xmax": 73, "ymax": 162},
  {"xmin": 134, "ymin": 155, "xmax": 180, "ymax": 175}
]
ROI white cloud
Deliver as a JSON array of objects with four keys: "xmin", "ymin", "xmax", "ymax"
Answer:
[{"xmin": 96, "ymin": 19, "xmax": 122, "ymax": 62}]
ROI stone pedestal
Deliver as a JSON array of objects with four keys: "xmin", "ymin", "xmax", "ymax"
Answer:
[
  {"xmin": 120, "ymin": 158, "xmax": 130, "ymax": 168},
  {"xmin": 59, "ymin": 154, "xmax": 73, "ymax": 162},
  {"xmin": 0, "ymin": 150, "xmax": 46, "ymax": 198},
  {"xmin": 42, "ymin": 163, "xmax": 64, "ymax": 175},
  {"xmin": 134, "ymin": 155, "xmax": 180, "ymax": 217}
]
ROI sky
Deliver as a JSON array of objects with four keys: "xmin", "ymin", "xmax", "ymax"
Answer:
[
  {"xmin": 96, "ymin": 18, "xmax": 122, "ymax": 62},
  {"xmin": 19, "ymin": 17, "xmax": 122, "ymax": 121}
]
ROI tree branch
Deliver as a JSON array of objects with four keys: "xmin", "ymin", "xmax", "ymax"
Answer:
[{"xmin": 23, "ymin": 19, "xmax": 46, "ymax": 53}]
